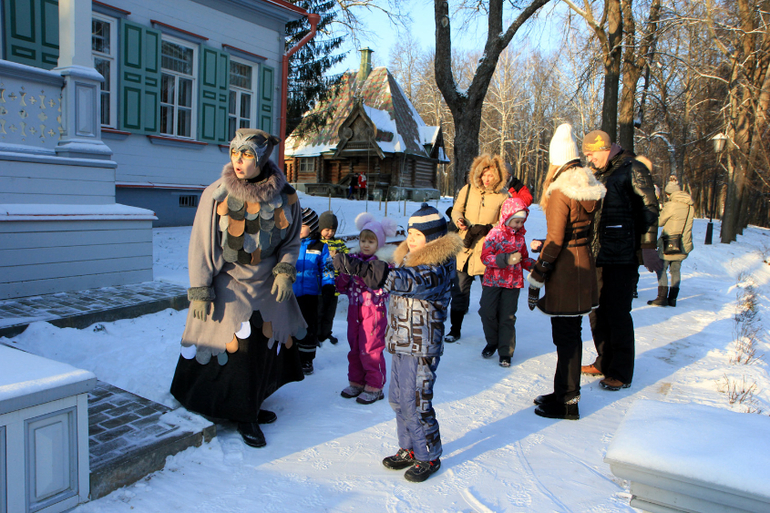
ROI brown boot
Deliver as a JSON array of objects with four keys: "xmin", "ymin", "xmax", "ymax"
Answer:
[
  {"xmin": 581, "ymin": 363, "xmax": 603, "ymax": 376},
  {"xmin": 647, "ymin": 286, "xmax": 669, "ymax": 306}
]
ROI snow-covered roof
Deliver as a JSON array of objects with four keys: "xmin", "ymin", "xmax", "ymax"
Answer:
[{"xmin": 285, "ymin": 67, "xmax": 444, "ymax": 159}]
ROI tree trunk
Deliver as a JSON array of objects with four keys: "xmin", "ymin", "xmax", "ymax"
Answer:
[{"xmin": 433, "ymin": 0, "xmax": 551, "ymax": 195}]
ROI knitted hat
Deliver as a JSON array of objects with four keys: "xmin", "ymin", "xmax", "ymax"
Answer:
[
  {"xmin": 355, "ymin": 212, "xmax": 398, "ymax": 249},
  {"xmin": 319, "ymin": 210, "xmax": 338, "ymax": 231},
  {"xmin": 582, "ymin": 130, "xmax": 612, "ymax": 153},
  {"xmin": 549, "ymin": 123, "xmax": 580, "ymax": 166},
  {"xmin": 665, "ymin": 178, "xmax": 681, "ymax": 194},
  {"xmin": 301, "ymin": 207, "xmax": 319, "ymax": 233},
  {"xmin": 511, "ymin": 209, "xmax": 528, "ymax": 219},
  {"xmin": 408, "ymin": 203, "xmax": 447, "ymax": 242}
]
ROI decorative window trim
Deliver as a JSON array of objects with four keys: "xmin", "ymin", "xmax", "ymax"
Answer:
[
  {"xmin": 92, "ymin": 0, "xmax": 130, "ymax": 17},
  {"xmin": 92, "ymin": 13, "xmax": 118, "ymax": 128},
  {"xmin": 101, "ymin": 127, "xmax": 131, "ymax": 140},
  {"xmin": 152, "ymin": 20, "xmax": 208, "ymax": 44},
  {"xmin": 160, "ymin": 34, "xmax": 198, "ymax": 139},
  {"xmin": 222, "ymin": 44, "xmax": 267, "ymax": 64},
  {"xmin": 147, "ymin": 134, "xmax": 208, "ymax": 148},
  {"xmin": 228, "ymin": 56, "xmax": 258, "ymax": 141}
]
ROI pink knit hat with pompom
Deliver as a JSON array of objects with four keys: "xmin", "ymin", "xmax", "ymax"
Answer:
[{"xmin": 355, "ymin": 212, "xmax": 398, "ymax": 249}]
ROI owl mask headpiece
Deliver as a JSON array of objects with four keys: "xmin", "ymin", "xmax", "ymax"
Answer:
[{"xmin": 229, "ymin": 128, "xmax": 280, "ymax": 169}]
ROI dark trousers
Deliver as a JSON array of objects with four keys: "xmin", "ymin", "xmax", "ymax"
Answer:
[
  {"xmin": 449, "ymin": 269, "xmax": 476, "ymax": 331},
  {"xmin": 551, "ymin": 316, "xmax": 583, "ymax": 401},
  {"xmin": 479, "ymin": 286, "xmax": 520, "ymax": 357},
  {"xmin": 589, "ymin": 264, "xmax": 639, "ymax": 384},
  {"xmin": 317, "ymin": 291, "xmax": 338, "ymax": 342},
  {"xmin": 296, "ymin": 294, "xmax": 319, "ymax": 363}
]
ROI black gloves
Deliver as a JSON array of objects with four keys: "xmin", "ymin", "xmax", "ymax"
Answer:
[
  {"xmin": 528, "ymin": 286, "xmax": 540, "ymax": 311},
  {"xmin": 333, "ymin": 253, "xmax": 389, "ymax": 290},
  {"xmin": 463, "ymin": 224, "xmax": 493, "ymax": 249},
  {"xmin": 321, "ymin": 284, "xmax": 336, "ymax": 299}
]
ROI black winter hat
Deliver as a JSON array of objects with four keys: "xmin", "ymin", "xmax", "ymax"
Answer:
[
  {"xmin": 319, "ymin": 210, "xmax": 338, "ymax": 231},
  {"xmin": 302, "ymin": 207, "xmax": 319, "ymax": 233}
]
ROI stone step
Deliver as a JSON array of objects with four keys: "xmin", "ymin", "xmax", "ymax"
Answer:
[{"xmin": 88, "ymin": 381, "xmax": 215, "ymax": 500}]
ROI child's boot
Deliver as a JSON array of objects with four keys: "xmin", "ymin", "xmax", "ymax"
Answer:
[
  {"xmin": 404, "ymin": 458, "xmax": 441, "ymax": 482},
  {"xmin": 356, "ymin": 386, "xmax": 384, "ymax": 404},
  {"xmin": 647, "ymin": 286, "xmax": 668, "ymax": 306},
  {"xmin": 340, "ymin": 382, "xmax": 364, "ymax": 398},
  {"xmin": 382, "ymin": 448, "xmax": 415, "ymax": 470},
  {"xmin": 668, "ymin": 286, "xmax": 679, "ymax": 307}
]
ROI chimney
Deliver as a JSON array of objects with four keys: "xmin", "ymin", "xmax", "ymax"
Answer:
[{"xmin": 357, "ymin": 47, "xmax": 374, "ymax": 82}]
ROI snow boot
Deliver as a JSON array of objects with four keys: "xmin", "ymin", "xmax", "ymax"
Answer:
[
  {"xmin": 481, "ymin": 345, "xmax": 496, "ymax": 358},
  {"xmin": 301, "ymin": 360, "xmax": 314, "ymax": 375},
  {"xmin": 340, "ymin": 383, "xmax": 364, "ymax": 398},
  {"xmin": 404, "ymin": 458, "xmax": 441, "ymax": 482},
  {"xmin": 668, "ymin": 287, "xmax": 679, "ymax": 307},
  {"xmin": 356, "ymin": 388, "xmax": 384, "ymax": 404},
  {"xmin": 535, "ymin": 392, "xmax": 580, "ymax": 406},
  {"xmin": 257, "ymin": 409, "xmax": 277, "ymax": 424},
  {"xmin": 238, "ymin": 422, "xmax": 266, "ymax": 447},
  {"xmin": 534, "ymin": 396, "xmax": 580, "ymax": 420},
  {"xmin": 499, "ymin": 356, "xmax": 511, "ymax": 368},
  {"xmin": 444, "ymin": 310, "xmax": 464, "ymax": 342},
  {"xmin": 647, "ymin": 286, "xmax": 669, "ymax": 306},
  {"xmin": 382, "ymin": 448, "xmax": 415, "ymax": 470}
]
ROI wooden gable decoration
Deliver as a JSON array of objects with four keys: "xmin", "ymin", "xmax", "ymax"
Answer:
[{"xmin": 333, "ymin": 99, "xmax": 384, "ymax": 159}]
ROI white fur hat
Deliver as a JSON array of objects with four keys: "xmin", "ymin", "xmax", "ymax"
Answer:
[{"xmin": 549, "ymin": 123, "xmax": 581, "ymax": 166}]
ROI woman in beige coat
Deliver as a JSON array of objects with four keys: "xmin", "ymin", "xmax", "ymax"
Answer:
[
  {"xmin": 446, "ymin": 154, "xmax": 510, "ymax": 341},
  {"xmin": 647, "ymin": 178, "xmax": 694, "ymax": 307}
]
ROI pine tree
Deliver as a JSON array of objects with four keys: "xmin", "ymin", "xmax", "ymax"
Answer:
[{"xmin": 286, "ymin": 1, "xmax": 347, "ymax": 136}]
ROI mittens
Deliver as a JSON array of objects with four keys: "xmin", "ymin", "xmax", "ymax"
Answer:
[
  {"xmin": 495, "ymin": 252, "xmax": 522, "ymax": 268},
  {"xmin": 191, "ymin": 300, "xmax": 212, "ymax": 321},
  {"xmin": 271, "ymin": 274, "xmax": 294, "ymax": 302},
  {"xmin": 527, "ymin": 287, "xmax": 540, "ymax": 311},
  {"xmin": 333, "ymin": 253, "xmax": 389, "ymax": 290},
  {"xmin": 642, "ymin": 248, "xmax": 664, "ymax": 273}
]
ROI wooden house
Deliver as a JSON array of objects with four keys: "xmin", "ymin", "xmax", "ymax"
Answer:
[{"xmin": 284, "ymin": 49, "xmax": 449, "ymax": 201}]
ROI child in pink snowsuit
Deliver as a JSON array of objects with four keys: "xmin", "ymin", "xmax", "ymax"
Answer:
[{"xmin": 336, "ymin": 213, "xmax": 397, "ymax": 404}]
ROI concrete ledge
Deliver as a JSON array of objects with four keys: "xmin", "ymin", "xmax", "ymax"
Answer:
[{"xmin": 605, "ymin": 400, "xmax": 770, "ymax": 513}]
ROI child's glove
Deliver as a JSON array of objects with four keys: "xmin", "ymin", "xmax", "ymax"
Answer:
[
  {"xmin": 495, "ymin": 251, "xmax": 522, "ymax": 267},
  {"xmin": 527, "ymin": 287, "xmax": 540, "ymax": 311},
  {"xmin": 333, "ymin": 253, "xmax": 389, "ymax": 289},
  {"xmin": 271, "ymin": 274, "xmax": 294, "ymax": 302},
  {"xmin": 191, "ymin": 300, "xmax": 212, "ymax": 321}
]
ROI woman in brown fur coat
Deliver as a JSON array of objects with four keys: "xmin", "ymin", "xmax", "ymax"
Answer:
[
  {"xmin": 527, "ymin": 124, "xmax": 606, "ymax": 420},
  {"xmin": 446, "ymin": 154, "xmax": 510, "ymax": 341}
]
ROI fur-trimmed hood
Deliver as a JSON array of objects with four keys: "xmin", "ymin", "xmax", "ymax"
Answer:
[
  {"xmin": 222, "ymin": 160, "xmax": 288, "ymax": 204},
  {"xmin": 469, "ymin": 154, "xmax": 509, "ymax": 194},
  {"xmin": 546, "ymin": 165, "xmax": 606, "ymax": 204},
  {"xmin": 392, "ymin": 233, "xmax": 463, "ymax": 268}
]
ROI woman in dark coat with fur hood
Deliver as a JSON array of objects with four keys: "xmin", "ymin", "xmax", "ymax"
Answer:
[{"xmin": 527, "ymin": 124, "xmax": 606, "ymax": 420}]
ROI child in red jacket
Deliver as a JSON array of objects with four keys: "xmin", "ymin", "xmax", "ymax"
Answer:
[{"xmin": 478, "ymin": 196, "xmax": 535, "ymax": 367}]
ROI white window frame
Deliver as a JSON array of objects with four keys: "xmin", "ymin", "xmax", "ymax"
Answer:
[
  {"xmin": 160, "ymin": 35, "xmax": 198, "ymax": 139},
  {"xmin": 91, "ymin": 13, "xmax": 118, "ymax": 128},
  {"xmin": 228, "ymin": 57, "xmax": 258, "ymax": 141}
]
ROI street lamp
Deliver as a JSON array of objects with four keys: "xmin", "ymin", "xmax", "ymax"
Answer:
[{"xmin": 705, "ymin": 133, "xmax": 728, "ymax": 244}]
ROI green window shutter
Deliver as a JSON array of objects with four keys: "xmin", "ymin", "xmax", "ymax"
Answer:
[
  {"xmin": 3, "ymin": 0, "xmax": 59, "ymax": 69},
  {"xmin": 259, "ymin": 64, "xmax": 275, "ymax": 134},
  {"xmin": 119, "ymin": 19, "xmax": 161, "ymax": 134},
  {"xmin": 198, "ymin": 45, "xmax": 229, "ymax": 143}
]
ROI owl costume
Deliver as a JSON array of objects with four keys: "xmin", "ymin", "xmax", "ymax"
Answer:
[{"xmin": 171, "ymin": 129, "xmax": 307, "ymax": 424}]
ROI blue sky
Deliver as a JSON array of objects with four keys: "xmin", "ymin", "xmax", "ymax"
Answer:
[{"xmin": 330, "ymin": 1, "xmax": 567, "ymax": 75}]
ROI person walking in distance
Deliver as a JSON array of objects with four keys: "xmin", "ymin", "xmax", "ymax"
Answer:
[{"xmin": 580, "ymin": 130, "xmax": 662, "ymax": 391}]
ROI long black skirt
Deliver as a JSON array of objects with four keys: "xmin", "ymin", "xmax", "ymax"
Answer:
[{"xmin": 170, "ymin": 311, "xmax": 304, "ymax": 423}]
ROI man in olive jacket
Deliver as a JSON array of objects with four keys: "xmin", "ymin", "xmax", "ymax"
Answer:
[{"xmin": 580, "ymin": 130, "xmax": 662, "ymax": 391}]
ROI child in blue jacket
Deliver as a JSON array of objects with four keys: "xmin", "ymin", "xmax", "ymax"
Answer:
[
  {"xmin": 294, "ymin": 207, "xmax": 333, "ymax": 375},
  {"xmin": 334, "ymin": 203, "xmax": 463, "ymax": 483}
]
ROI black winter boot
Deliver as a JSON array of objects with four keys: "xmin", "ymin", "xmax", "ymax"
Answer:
[
  {"xmin": 444, "ymin": 310, "xmax": 464, "ymax": 342},
  {"xmin": 647, "ymin": 286, "xmax": 669, "ymax": 306},
  {"xmin": 534, "ymin": 396, "xmax": 580, "ymax": 420},
  {"xmin": 668, "ymin": 287, "xmax": 679, "ymax": 307}
]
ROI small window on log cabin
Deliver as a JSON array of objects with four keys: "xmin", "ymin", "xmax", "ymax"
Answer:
[
  {"xmin": 179, "ymin": 195, "xmax": 199, "ymax": 208},
  {"xmin": 299, "ymin": 158, "xmax": 316, "ymax": 174}
]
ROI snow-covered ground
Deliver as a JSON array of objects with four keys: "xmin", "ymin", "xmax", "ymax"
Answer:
[{"xmin": 4, "ymin": 193, "xmax": 770, "ymax": 512}]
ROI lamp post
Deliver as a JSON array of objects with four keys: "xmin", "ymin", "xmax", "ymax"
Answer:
[{"xmin": 705, "ymin": 133, "xmax": 728, "ymax": 244}]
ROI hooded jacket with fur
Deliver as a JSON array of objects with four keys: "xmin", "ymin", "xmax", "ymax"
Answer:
[
  {"xmin": 529, "ymin": 163, "xmax": 606, "ymax": 316},
  {"xmin": 480, "ymin": 197, "xmax": 536, "ymax": 288},
  {"xmin": 451, "ymin": 154, "xmax": 510, "ymax": 275},
  {"xmin": 383, "ymin": 233, "xmax": 464, "ymax": 357},
  {"xmin": 657, "ymin": 189, "xmax": 695, "ymax": 261}
]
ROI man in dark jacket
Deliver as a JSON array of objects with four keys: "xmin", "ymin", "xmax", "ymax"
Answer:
[{"xmin": 580, "ymin": 130, "xmax": 662, "ymax": 391}]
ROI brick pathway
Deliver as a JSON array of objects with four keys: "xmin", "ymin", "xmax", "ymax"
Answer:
[{"xmin": 0, "ymin": 281, "xmax": 188, "ymax": 337}]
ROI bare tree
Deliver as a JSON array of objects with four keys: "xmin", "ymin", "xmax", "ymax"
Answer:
[{"xmin": 433, "ymin": 0, "xmax": 552, "ymax": 194}]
